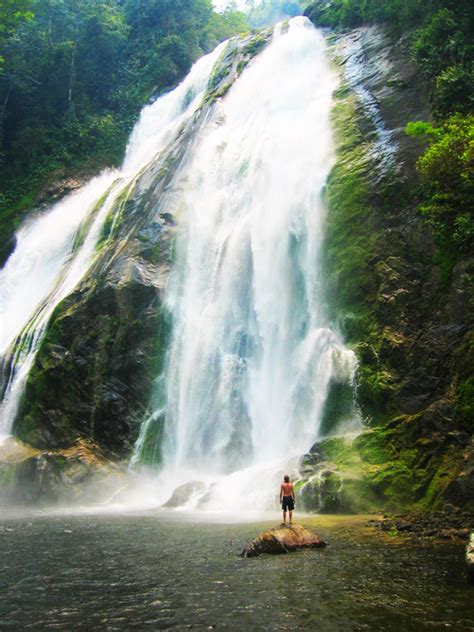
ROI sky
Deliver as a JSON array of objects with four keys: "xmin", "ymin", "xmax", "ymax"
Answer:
[{"xmin": 212, "ymin": 0, "xmax": 251, "ymax": 11}]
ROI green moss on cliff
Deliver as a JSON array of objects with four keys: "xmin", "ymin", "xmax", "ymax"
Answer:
[
  {"xmin": 298, "ymin": 436, "xmax": 381, "ymax": 513},
  {"xmin": 312, "ymin": 429, "xmax": 467, "ymax": 512},
  {"xmin": 96, "ymin": 184, "xmax": 134, "ymax": 249},
  {"xmin": 320, "ymin": 39, "xmax": 473, "ymax": 513},
  {"xmin": 15, "ymin": 274, "xmax": 172, "ymax": 456},
  {"xmin": 454, "ymin": 331, "xmax": 474, "ymax": 429},
  {"xmin": 323, "ymin": 84, "xmax": 394, "ymax": 423}
]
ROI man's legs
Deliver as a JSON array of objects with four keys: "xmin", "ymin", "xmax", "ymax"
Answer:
[
  {"xmin": 282, "ymin": 509, "xmax": 286, "ymax": 525},
  {"xmin": 289, "ymin": 510, "xmax": 293, "ymax": 526}
]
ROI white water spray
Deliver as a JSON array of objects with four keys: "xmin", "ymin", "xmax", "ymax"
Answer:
[
  {"xmin": 0, "ymin": 42, "xmax": 226, "ymax": 438},
  {"xmin": 138, "ymin": 18, "xmax": 360, "ymax": 513}
]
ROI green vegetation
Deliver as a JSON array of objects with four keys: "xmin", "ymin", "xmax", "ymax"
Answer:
[
  {"xmin": 0, "ymin": 0, "xmax": 249, "ymax": 263},
  {"xmin": 306, "ymin": 0, "xmax": 473, "ymax": 273},
  {"xmin": 317, "ymin": 3, "xmax": 473, "ymax": 511},
  {"xmin": 297, "ymin": 436, "xmax": 381, "ymax": 513},
  {"xmin": 406, "ymin": 115, "xmax": 474, "ymax": 257},
  {"xmin": 323, "ymin": 89, "xmax": 396, "ymax": 422},
  {"xmin": 299, "ymin": 427, "xmax": 468, "ymax": 512}
]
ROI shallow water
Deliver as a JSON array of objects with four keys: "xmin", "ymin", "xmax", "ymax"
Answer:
[{"xmin": 0, "ymin": 512, "xmax": 472, "ymax": 630}]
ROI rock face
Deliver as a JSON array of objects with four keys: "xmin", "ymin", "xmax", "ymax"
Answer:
[
  {"xmin": 302, "ymin": 24, "xmax": 474, "ymax": 512},
  {"xmin": 0, "ymin": 437, "xmax": 124, "ymax": 505},
  {"xmin": 12, "ymin": 171, "xmax": 174, "ymax": 457},
  {"xmin": 467, "ymin": 534, "xmax": 474, "ymax": 583},
  {"xmin": 240, "ymin": 524, "xmax": 327, "ymax": 558}
]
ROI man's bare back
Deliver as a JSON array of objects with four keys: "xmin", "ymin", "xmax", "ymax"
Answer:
[
  {"xmin": 280, "ymin": 482, "xmax": 294, "ymax": 497},
  {"xmin": 280, "ymin": 475, "xmax": 295, "ymax": 526}
]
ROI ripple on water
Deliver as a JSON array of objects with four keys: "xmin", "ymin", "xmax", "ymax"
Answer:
[{"xmin": 0, "ymin": 514, "xmax": 472, "ymax": 631}]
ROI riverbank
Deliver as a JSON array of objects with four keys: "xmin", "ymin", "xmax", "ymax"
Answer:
[
  {"xmin": 368, "ymin": 511, "xmax": 474, "ymax": 542},
  {"xmin": 304, "ymin": 512, "xmax": 474, "ymax": 546}
]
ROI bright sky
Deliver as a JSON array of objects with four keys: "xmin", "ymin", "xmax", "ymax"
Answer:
[{"xmin": 212, "ymin": 0, "xmax": 252, "ymax": 11}]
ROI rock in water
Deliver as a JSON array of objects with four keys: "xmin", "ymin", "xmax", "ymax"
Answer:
[
  {"xmin": 240, "ymin": 524, "xmax": 327, "ymax": 558},
  {"xmin": 162, "ymin": 481, "xmax": 207, "ymax": 508},
  {"xmin": 467, "ymin": 533, "xmax": 474, "ymax": 583}
]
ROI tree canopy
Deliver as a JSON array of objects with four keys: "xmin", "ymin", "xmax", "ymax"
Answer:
[
  {"xmin": 0, "ymin": 0, "xmax": 249, "ymax": 262},
  {"xmin": 305, "ymin": 0, "xmax": 474, "ymax": 264}
]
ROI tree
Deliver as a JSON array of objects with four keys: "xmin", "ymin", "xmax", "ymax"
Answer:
[
  {"xmin": 406, "ymin": 116, "xmax": 474, "ymax": 252},
  {"xmin": 0, "ymin": 0, "xmax": 33, "ymax": 71},
  {"xmin": 0, "ymin": 0, "xmax": 249, "ymax": 260}
]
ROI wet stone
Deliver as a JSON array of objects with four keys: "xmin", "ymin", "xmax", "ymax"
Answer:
[
  {"xmin": 162, "ymin": 481, "xmax": 207, "ymax": 508},
  {"xmin": 240, "ymin": 524, "xmax": 327, "ymax": 558}
]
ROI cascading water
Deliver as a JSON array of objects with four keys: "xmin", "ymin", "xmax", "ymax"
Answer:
[
  {"xmin": 136, "ymin": 18, "xmax": 360, "ymax": 512},
  {"xmin": 0, "ymin": 42, "xmax": 226, "ymax": 439}
]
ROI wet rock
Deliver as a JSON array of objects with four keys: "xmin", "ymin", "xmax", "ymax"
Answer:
[
  {"xmin": 38, "ymin": 177, "xmax": 84, "ymax": 204},
  {"xmin": 466, "ymin": 533, "xmax": 474, "ymax": 583},
  {"xmin": 0, "ymin": 232, "xmax": 17, "ymax": 268},
  {"xmin": 196, "ymin": 483, "xmax": 218, "ymax": 508},
  {"xmin": 373, "ymin": 512, "xmax": 474, "ymax": 540},
  {"xmin": 240, "ymin": 524, "xmax": 327, "ymax": 558},
  {"xmin": 162, "ymin": 481, "xmax": 207, "ymax": 508},
  {"xmin": 444, "ymin": 439, "xmax": 474, "ymax": 510},
  {"xmin": 1, "ymin": 438, "xmax": 125, "ymax": 505},
  {"xmin": 299, "ymin": 469, "xmax": 341, "ymax": 512},
  {"xmin": 296, "ymin": 436, "xmax": 380, "ymax": 514}
]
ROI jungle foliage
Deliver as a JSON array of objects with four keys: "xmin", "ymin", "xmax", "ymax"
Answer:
[
  {"xmin": 0, "ymin": 0, "xmax": 248, "ymax": 260},
  {"xmin": 305, "ymin": 0, "xmax": 473, "ymax": 258}
]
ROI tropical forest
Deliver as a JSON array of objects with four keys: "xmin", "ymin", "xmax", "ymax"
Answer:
[{"xmin": 0, "ymin": 0, "xmax": 473, "ymax": 629}]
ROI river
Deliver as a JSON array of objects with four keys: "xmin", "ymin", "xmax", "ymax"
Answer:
[{"xmin": 1, "ymin": 512, "xmax": 472, "ymax": 630}]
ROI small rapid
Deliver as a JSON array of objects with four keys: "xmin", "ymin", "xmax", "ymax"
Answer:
[{"xmin": 0, "ymin": 42, "xmax": 226, "ymax": 438}]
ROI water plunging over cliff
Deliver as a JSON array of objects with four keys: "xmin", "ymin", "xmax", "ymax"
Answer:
[
  {"xmin": 0, "ymin": 43, "xmax": 226, "ymax": 438},
  {"xmin": 135, "ymin": 18, "xmax": 359, "ymax": 511}
]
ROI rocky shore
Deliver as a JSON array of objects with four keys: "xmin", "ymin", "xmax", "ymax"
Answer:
[{"xmin": 368, "ymin": 511, "xmax": 474, "ymax": 541}]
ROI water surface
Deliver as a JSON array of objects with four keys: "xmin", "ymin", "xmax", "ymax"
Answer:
[{"xmin": 0, "ymin": 513, "xmax": 472, "ymax": 630}]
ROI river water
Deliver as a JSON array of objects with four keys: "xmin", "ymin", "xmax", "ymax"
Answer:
[{"xmin": 0, "ymin": 513, "xmax": 472, "ymax": 631}]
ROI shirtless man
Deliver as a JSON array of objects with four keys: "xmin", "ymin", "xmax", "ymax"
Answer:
[{"xmin": 280, "ymin": 474, "xmax": 295, "ymax": 527}]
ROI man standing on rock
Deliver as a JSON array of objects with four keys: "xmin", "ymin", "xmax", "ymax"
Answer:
[{"xmin": 280, "ymin": 475, "xmax": 295, "ymax": 527}]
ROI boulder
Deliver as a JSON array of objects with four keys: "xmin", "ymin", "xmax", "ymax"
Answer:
[
  {"xmin": 467, "ymin": 533, "xmax": 474, "ymax": 583},
  {"xmin": 0, "ymin": 232, "xmax": 17, "ymax": 268},
  {"xmin": 162, "ymin": 481, "xmax": 207, "ymax": 508},
  {"xmin": 240, "ymin": 524, "xmax": 327, "ymax": 558}
]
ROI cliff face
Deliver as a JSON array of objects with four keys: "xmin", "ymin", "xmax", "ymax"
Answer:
[
  {"xmin": 297, "ymin": 24, "xmax": 473, "ymax": 512},
  {"xmin": 13, "ymin": 152, "xmax": 177, "ymax": 457}
]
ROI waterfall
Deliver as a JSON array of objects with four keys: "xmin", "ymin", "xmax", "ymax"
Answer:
[
  {"xmin": 137, "ymin": 18, "xmax": 360, "ymax": 511},
  {"xmin": 1, "ymin": 16, "xmax": 360, "ymax": 513},
  {"xmin": 0, "ymin": 42, "xmax": 226, "ymax": 439}
]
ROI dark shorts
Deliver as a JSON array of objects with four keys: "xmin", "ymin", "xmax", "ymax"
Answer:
[{"xmin": 282, "ymin": 496, "xmax": 294, "ymax": 511}]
